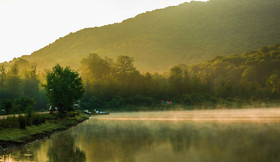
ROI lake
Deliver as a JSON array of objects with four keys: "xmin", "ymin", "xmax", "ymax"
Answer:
[{"xmin": 1, "ymin": 108, "xmax": 280, "ymax": 162}]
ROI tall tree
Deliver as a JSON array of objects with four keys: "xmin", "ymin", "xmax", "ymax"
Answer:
[
  {"xmin": 44, "ymin": 64, "xmax": 84, "ymax": 114},
  {"xmin": 23, "ymin": 64, "xmax": 40, "ymax": 97},
  {"xmin": 3, "ymin": 64, "xmax": 23, "ymax": 99},
  {"xmin": 23, "ymin": 63, "xmax": 41, "ymax": 110},
  {"xmin": 169, "ymin": 66, "xmax": 184, "ymax": 95},
  {"xmin": 0, "ymin": 65, "xmax": 5, "ymax": 88},
  {"xmin": 114, "ymin": 55, "xmax": 136, "ymax": 79},
  {"xmin": 80, "ymin": 53, "xmax": 111, "ymax": 82}
]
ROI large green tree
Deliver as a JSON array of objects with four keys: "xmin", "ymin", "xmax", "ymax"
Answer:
[{"xmin": 44, "ymin": 64, "xmax": 84, "ymax": 114}]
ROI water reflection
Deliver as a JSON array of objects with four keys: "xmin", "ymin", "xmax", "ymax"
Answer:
[
  {"xmin": 78, "ymin": 120, "xmax": 280, "ymax": 162},
  {"xmin": 47, "ymin": 133, "xmax": 86, "ymax": 162},
  {"xmin": 1, "ymin": 132, "xmax": 86, "ymax": 162},
  {"xmin": 0, "ymin": 142, "xmax": 39, "ymax": 161},
  {"xmin": 74, "ymin": 120, "xmax": 155, "ymax": 162},
  {"xmin": 2, "ymin": 110, "xmax": 280, "ymax": 162}
]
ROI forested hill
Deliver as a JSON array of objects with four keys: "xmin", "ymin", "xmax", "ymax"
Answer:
[
  {"xmin": 188, "ymin": 44, "xmax": 280, "ymax": 87},
  {"xmin": 5, "ymin": 0, "xmax": 280, "ymax": 72}
]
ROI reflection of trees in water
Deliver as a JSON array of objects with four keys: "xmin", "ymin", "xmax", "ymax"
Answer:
[
  {"xmin": 159, "ymin": 123, "xmax": 192, "ymax": 152},
  {"xmin": 164, "ymin": 123, "xmax": 280, "ymax": 162},
  {"xmin": 77, "ymin": 121, "xmax": 280, "ymax": 162},
  {"xmin": 0, "ymin": 141, "xmax": 41, "ymax": 161},
  {"xmin": 76, "ymin": 121, "xmax": 155, "ymax": 162},
  {"xmin": 47, "ymin": 132, "xmax": 86, "ymax": 162},
  {"xmin": 1, "ymin": 150, "xmax": 35, "ymax": 162},
  {"xmin": 2, "ymin": 121, "xmax": 280, "ymax": 162}
]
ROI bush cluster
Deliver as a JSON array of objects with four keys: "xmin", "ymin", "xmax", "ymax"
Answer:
[{"xmin": 0, "ymin": 114, "xmax": 46, "ymax": 129}]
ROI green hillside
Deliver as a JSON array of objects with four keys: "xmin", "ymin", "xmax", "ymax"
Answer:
[{"xmin": 6, "ymin": 0, "xmax": 280, "ymax": 72}]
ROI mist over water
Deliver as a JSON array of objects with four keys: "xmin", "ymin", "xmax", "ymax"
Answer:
[
  {"xmin": 97, "ymin": 108, "xmax": 280, "ymax": 122},
  {"xmin": 2, "ymin": 108, "xmax": 280, "ymax": 162}
]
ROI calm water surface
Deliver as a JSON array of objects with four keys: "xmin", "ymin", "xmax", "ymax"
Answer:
[{"xmin": 1, "ymin": 108, "xmax": 280, "ymax": 162}]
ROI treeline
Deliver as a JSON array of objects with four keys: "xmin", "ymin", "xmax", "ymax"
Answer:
[
  {"xmin": 1, "ymin": 44, "xmax": 280, "ymax": 113},
  {"xmin": 188, "ymin": 44, "xmax": 280, "ymax": 100},
  {"xmin": 80, "ymin": 44, "xmax": 280, "ymax": 109},
  {"xmin": 0, "ymin": 59, "xmax": 47, "ymax": 115}
]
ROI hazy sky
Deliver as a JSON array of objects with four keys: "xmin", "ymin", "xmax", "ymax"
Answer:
[{"xmin": 0, "ymin": 0, "xmax": 208, "ymax": 63}]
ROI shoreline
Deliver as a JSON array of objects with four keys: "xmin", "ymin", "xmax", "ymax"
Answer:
[
  {"xmin": 107, "ymin": 103, "xmax": 280, "ymax": 112},
  {"xmin": 0, "ymin": 114, "xmax": 89, "ymax": 153}
]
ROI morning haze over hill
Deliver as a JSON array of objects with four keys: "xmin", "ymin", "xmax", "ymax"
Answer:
[
  {"xmin": 3, "ymin": 0, "xmax": 280, "ymax": 72},
  {"xmin": 2, "ymin": 0, "xmax": 280, "ymax": 160}
]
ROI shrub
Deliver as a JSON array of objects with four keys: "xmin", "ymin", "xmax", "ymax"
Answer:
[
  {"xmin": 41, "ymin": 113, "xmax": 57, "ymax": 120},
  {"xmin": 191, "ymin": 94, "xmax": 204, "ymax": 104},
  {"xmin": 133, "ymin": 95, "xmax": 153, "ymax": 106},
  {"xmin": 68, "ymin": 111, "xmax": 79, "ymax": 117},
  {"xmin": 109, "ymin": 98, "xmax": 121, "ymax": 108},
  {"xmin": 0, "ymin": 120, "xmax": 4, "ymax": 129},
  {"xmin": 4, "ymin": 116, "xmax": 19, "ymax": 128},
  {"xmin": 109, "ymin": 96, "xmax": 124, "ymax": 108},
  {"xmin": 18, "ymin": 115, "xmax": 27, "ymax": 129},
  {"xmin": 180, "ymin": 94, "xmax": 192, "ymax": 105},
  {"xmin": 1, "ymin": 99, "xmax": 13, "ymax": 114},
  {"xmin": 25, "ymin": 106, "xmax": 34, "ymax": 126},
  {"xmin": 32, "ymin": 114, "xmax": 46, "ymax": 125},
  {"xmin": 13, "ymin": 97, "xmax": 35, "ymax": 113}
]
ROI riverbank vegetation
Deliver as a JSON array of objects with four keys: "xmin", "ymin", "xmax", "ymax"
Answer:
[
  {"xmin": 0, "ymin": 63, "xmax": 87, "ymax": 148},
  {"xmin": 0, "ymin": 112, "xmax": 89, "ymax": 147},
  {"xmin": 44, "ymin": 64, "xmax": 84, "ymax": 115}
]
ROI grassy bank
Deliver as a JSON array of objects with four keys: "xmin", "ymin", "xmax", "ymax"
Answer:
[{"xmin": 0, "ymin": 112, "xmax": 89, "ymax": 149}]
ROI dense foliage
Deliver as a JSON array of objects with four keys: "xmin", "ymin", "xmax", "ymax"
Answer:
[
  {"xmin": 80, "ymin": 44, "xmax": 280, "ymax": 109},
  {"xmin": 0, "ymin": 60, "xmax": 47, "ymax": 115},
  {"xmin": 2, "ymin": 0, "xmax": 279, "ymax": 72},
  {"xmin": 0, "ymin": 114, "xmax": 46, "ymax": 129},
  {"xmin": 187, "ymin": 44, "xmax": 280, "ymax": 101},
  {"xmin": 44, "ymin": 65, "xmax": 84, "ymax": 114}
]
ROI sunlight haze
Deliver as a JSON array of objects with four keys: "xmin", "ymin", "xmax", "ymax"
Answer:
[{"xmin": 0, "ymin": 0, "xmax": 208, "ymax": 63}]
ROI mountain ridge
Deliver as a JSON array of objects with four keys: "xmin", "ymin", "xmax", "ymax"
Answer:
[{"xmin": 3, "ymin": 0, "xmax": 280, "ymax": 72}]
